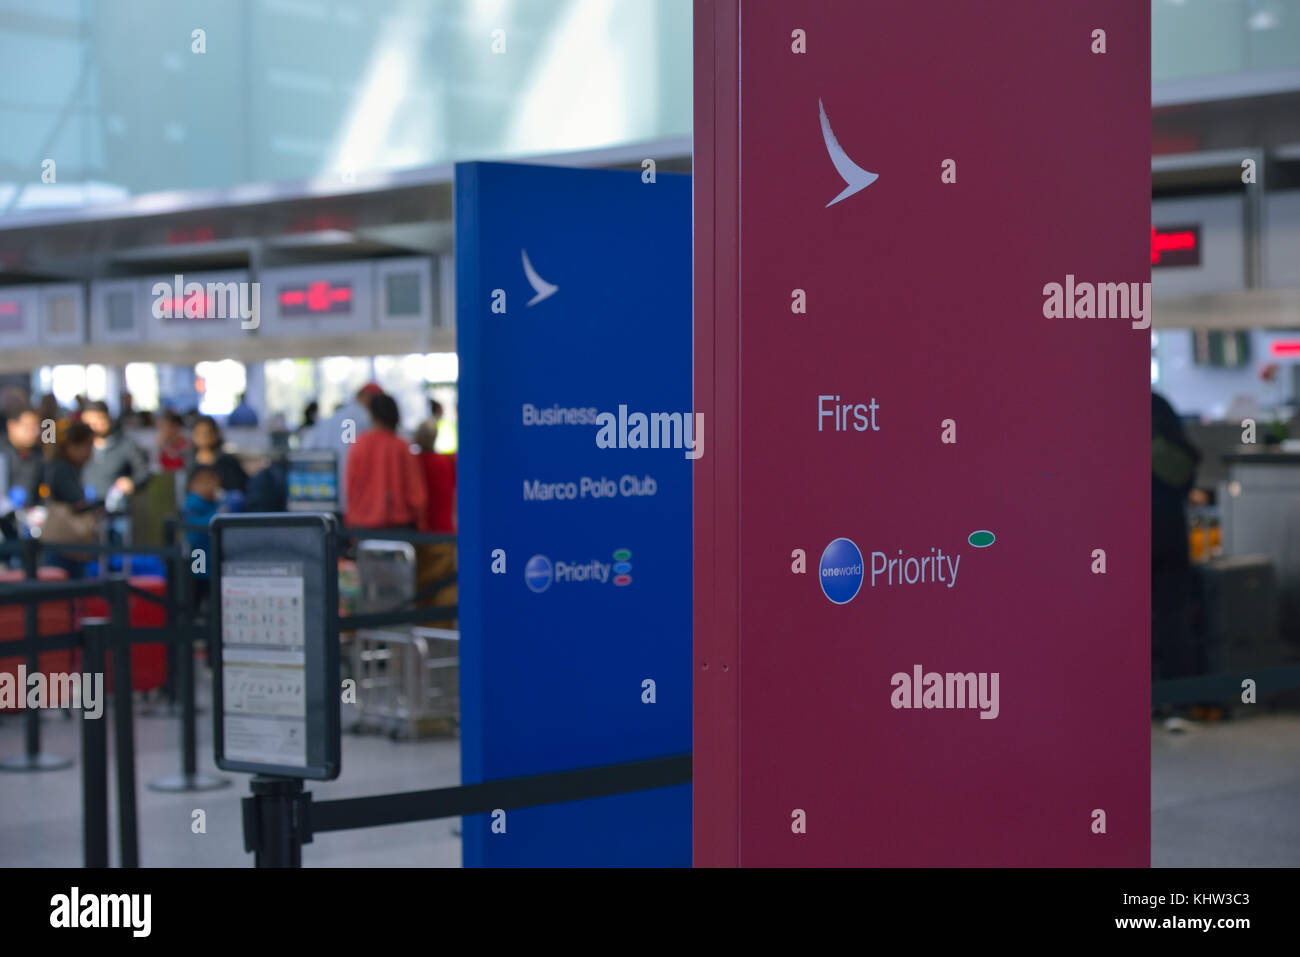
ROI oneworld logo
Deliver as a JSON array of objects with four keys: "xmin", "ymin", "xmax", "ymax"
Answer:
[
  {"xmin": 819, "ymin": 98, "xmax": 878, "ymax": 207},
  {"xmin": 819, "ymin": 537, "xmax": 864, "ymax": 604},
  {"xmin": 151, "ymin": 274, "xmax": 260, "ymax": 329},
  {"xmin": 524, "ymin": 554, "xmax": 553, "ymax": 593}
]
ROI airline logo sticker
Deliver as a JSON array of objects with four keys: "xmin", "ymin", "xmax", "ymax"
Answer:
[
  {"xmin": 819, "ymin": 538, "xmax": 865, "ymax": 604},
  {"xmin": 521, "ymin": 249, "xmax": 559, "ymax": 306},
  {"xmin": 819, "ymin": 98, "xmax": 878, "ymax": 208},
  {"xmin": 525, "ymin": 554, "xmax": 554, "ymax": 593}
]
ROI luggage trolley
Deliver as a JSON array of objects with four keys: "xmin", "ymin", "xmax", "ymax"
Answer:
[{"xmin": 350, "ymin": 540, "xmax": 459, "ymax": 739}]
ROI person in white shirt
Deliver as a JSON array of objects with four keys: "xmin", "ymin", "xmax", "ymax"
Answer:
[{"xmin": 300, "ymin": 383, "xmax": 382, "ymax": 512}]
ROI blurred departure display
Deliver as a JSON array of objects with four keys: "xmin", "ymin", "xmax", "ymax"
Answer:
[
  {"xmin": 1152, "ymin": 224, "xmax": 1201, "ymax": 267},
  {"xmin": 0, "ymin": 300, "xmax": 23, "ymax": 333},
  {"xmin": 278, "ymin": 280, "xmax": 354, "ymax": 315}
]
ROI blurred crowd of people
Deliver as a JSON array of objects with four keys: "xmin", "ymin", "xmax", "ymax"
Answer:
[{"xmin": 0, "ymin": 385, "xmax": 456, "ymax": 592}]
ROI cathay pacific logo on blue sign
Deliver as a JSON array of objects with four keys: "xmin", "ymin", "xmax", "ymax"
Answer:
[
  {"xmin": 525, "ymin": 549, "xmax": 634, "ymax": 592},
  {"xmin": 521, "ymin": 249, "xmax": 558, "ymax": 306}
]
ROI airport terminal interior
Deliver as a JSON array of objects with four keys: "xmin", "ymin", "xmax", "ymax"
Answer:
[{"xmin": 3, "ymin": 0, "xmax": 1300, "ymax": 868}]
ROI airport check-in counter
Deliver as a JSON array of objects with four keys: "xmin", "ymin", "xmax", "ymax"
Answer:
[{"xmin": 1218, "ymin": 452, "xmax": 1300, "ymax": 662}]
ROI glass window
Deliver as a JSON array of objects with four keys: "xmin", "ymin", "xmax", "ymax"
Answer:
[
  {"xmin": 316, "ymin": 356, "xmax": 372, "ymax": 419},
  {"xmin": 0, "ymin": 0, "xmax": 693, "ymax": 217},
  {"xmin": 195, "ymin": 359, "xmax": 247, "ymax": 417},
  {"xmin": 264, "ymin": 358, "xmax": 318, "ymax": 428},
  {"xmin": 124, "ymin": 363, "xmax": 160, "ymax": 412}
]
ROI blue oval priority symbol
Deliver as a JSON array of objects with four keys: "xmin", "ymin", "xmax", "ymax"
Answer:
[
  {"xmin": 819, "ymin": 537, "xmax": 864, "ymax": 605},
  {"xmin": 525, "ymin": 554, "xmax": 553, "ymax": 593}
]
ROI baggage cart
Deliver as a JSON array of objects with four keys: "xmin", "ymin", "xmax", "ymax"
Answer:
[{"xmin": 350, "ymin": 541, "xmax": 459, "ymax": 739}]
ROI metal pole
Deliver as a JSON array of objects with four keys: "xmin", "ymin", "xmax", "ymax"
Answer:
[
  {"xmin": 80, "ymin": 619, "xmax": 110, "ymax": 867},
  {"xmin": 108, "ymin": 577, "xmax": 139, "ymax": 867},
  {"xmin": 147, "ymin": 539, "xmax": 229, "ymax": 793},
  {"xmin": 0, "ymin": 538, "xmax": 73, "ymax": 772}
]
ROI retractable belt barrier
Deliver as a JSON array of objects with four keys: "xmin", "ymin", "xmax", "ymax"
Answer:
[{"xmin": 242, "ymin": 755, "xmax": 694, "ymax": 867}]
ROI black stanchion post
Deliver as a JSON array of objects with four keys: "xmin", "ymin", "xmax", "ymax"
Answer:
[
  {"xmin": 21, "ymin": 538, "xmax": 39, "ymax": 757},
  {"xmin": 107, "ymin": 576, "xmax": 140, "ymax": 867},
  {"xmin": 181, "ymin": 621, "xmax": 197, "ymax": 779},
  {"xmin": 147, "ymin": 529, "xmax": 229, "ymax": 793},
  {"xmin": 243, "ymin": 776, "xmax": 311, "ymax": 867},
  {"xmin": 0, "ymin": 538, "xmax": 73, "ymax": 772},
  {"xmin": 80, "ymin": 618, "xmax": 110, "ymax": 867},
  {"xmin": 161, "ymin": 518, "xmax": 178, "ymax": 709}
]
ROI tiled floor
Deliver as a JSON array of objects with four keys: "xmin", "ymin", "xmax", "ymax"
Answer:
[{"xmin": 3, "ymin": 678, "xmax": 1298, "ymax": 867}]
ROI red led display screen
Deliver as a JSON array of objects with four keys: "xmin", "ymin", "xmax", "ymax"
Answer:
[
  {"xmin": 1151, "ymin": 224, "xmax": 1201, "ymax": 268},
  {"xmin": 278, "ymin": 281, "xmax": 353, "ymax": 316}
]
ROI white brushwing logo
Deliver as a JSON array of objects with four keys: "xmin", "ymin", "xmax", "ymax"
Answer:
[{"xmin": 521, "ymin": 249, "xmax": 559, "ymax": 306}]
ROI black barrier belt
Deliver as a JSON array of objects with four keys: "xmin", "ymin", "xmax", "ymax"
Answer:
[
  {"xmin": 21, "ymin": 541, "xmax": 178, "ymax": 557},
  {"xmin": 170, "ymin": 521, "xmax": 458, "ymax": 546},
  {"xmin": 0, "ymin": 626, "xmax": 193, "ymax": 656},
  {"xmin": 0, "ymin": 580, "xmax": 111, "ymax": 603},
  {"xmin": 0, "ymin": 631, "xmax": 84, "ymax": 654},
  {"xmin": 310, "ymin": 754, "xmax": 691, "ymax": 834},
  {"xmin": 126, "ymin": 584, "xmax": 167, "ymax": 606},
  {"xmin": 1152, "ymin": 663, "xmax": 1300, "ymax": 707},
  {"xmin": 412, "ymin": 574, "xmax": 457, "ymax": 602},
  {"xmin": 339, "ymin": 606, "xmax": 458, "ymax": 630}
]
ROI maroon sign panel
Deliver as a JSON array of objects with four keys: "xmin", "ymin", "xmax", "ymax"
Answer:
[{"xmin": 694, "ymin": 0, "xmax": 1151, "ymax": 866}]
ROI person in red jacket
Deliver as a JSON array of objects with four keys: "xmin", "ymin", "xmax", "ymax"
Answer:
[
  {"xmin": 344, "ymin": 394, "xmax": 427, "ymax": 532},
  {"xmin": 414, "ymin": 419, "xmax": 455, "ymax": 533},
  {"xmin": 413, "ymin": 418, "xmax": 456, "ymax": 626}
]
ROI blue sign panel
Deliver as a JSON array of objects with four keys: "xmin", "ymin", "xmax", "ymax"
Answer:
[{"xmin": 455, "ymin": 162, "xmax": 693, "ymax": 866}]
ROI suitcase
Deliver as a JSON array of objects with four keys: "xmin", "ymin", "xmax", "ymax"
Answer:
[
  {"xmin": 78, "ymin": 575, "xmax": 169, "ymax": 693},
  {"xmin": 0, "ymin": 567, "xmax": 75, "ymax": 712}
]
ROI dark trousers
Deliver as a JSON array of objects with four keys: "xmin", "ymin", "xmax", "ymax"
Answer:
[{"xmin": 1152, "ymin": 561, "xmax": 1200, "ymax": 681}]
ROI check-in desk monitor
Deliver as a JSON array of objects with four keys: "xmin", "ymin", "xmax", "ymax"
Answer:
[{"xmin": 286, "ymin": 450, "xmax": 339, "ymax": 514}]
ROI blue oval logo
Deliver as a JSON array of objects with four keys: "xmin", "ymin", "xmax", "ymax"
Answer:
[
  {"xmin": 614, "ymin": 561, "xmax": 632, "ymax": 575},
  {"xmin": 524, "ymin": 554, "xmax": 553, "ymax": 593},
  {"xmin": 819, "ymin": 537, "xmax": 864, "ymax": 605}
]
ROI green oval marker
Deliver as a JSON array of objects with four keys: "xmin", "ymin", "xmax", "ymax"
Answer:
[
  {"xmin": 968, "ymin": 530, "xmax": 996, "ymax": 548},
  {"xmin": 613, "ymin": 548, "xmax": 632, "ymax": 562}
]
